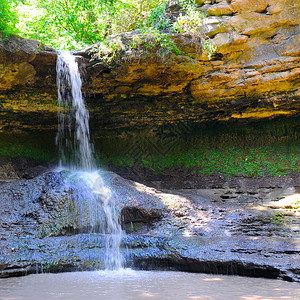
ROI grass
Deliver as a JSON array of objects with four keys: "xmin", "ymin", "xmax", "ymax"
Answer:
[
  {"xmin": 99, "ymin": 140, "xmax": 300, "ymax": 178},
  {"xmin": 1, "ymin": 140, "xmax": 298, "ymax": 178},
  {"xmin": 0, "ymin": 134, "xmax": 57, "ymax": 162},
  {"xmin": 269, "ymin": 212, "xmax": 285, "ymax": 224},
  {"xmin": 1, "ymin": 119, "xmax": 299, "ymax": 179},
  {"xmin": 0, "ymin": 145, "xmax": 54, "ymax": 161}
]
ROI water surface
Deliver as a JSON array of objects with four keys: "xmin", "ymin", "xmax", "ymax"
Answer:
[{"xmin": 0, "ymin": 270, "xmax": 299, "ymax": 300}]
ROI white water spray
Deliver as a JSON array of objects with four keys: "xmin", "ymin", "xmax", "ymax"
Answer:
[
  {"xmin": 56, "ymin": 51, "xmax": 123, "ymax": 270},
  {"xmin": 92, "ymin": 174, "xmax": 123, "ymax": 270},
  {"xmin": 56, "ymin": 51, "xmax": 94, "ymax": 170}
]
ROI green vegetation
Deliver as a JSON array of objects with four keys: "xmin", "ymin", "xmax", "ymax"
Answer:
[
  {"xmin": 0, "ymin": 143, "xmax": 54, "ymax": 161},
  {"xmin": 101, "ymin": 142, "xmax": 300, "ymax": 178},
  {"xmin": 92, "ymin": 27, "xmax": 184, "ymax": 65},
  {"xmin": 89, "ymin": 0, "xmax": 214, "ymax": 63},
  {"xmin": 16, "ymin": 0, "xmax": 162, "ymax": 49},
  {"xmin": 173, "ymin": 1, "xmax": 215, "ymax": 58},
  {"xmin": 5, "ymin": 0, "xmax": 167, "ymax": 48},
  {"xmin": 0, "ymin": 0, "xmax": 19, "ymax": 38},
  {"xmin": 269, "ymin": 212, "xmax": 284, "ymax": 224},
  {"xmin": 43, "ymin": 260, "xmax": 59, "ymax": 270},
  {"xmin": 39, "ymin": 226, "xmax": 47, "ymax": 238},
  {"xmin": 0, "ymin": 134, "xmax": 56, "ymax": 162},
  {"xmin": 147, "ymin": 2, "xmax": 172, "ymax": 30},
  {"xmin": 0, "ymin": 120, "xmax": 299, "ymax": 179},
  {"xmin": 1, "ymin": 0, "xmax": 214, "ymax": 58},
  {"xmin": 97, "ymin": 119, "xmax": 300, "ymax": 178}
]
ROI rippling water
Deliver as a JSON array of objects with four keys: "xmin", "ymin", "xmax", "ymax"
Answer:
[{"xmin": 0, "ymin": 270, "xmax": 299, "ymax": 300}]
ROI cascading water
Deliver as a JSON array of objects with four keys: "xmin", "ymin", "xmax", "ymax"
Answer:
[
  {"xmin": 56, "ymin": 51, "xmax": 123, "ymax": 270},
  {"xmin": 56, "ymin": 50, "xmax": 94, "ymax": 170},
  {"xmin": 93, "ymin": 174, "xmax": 123, "ymax": 270}
]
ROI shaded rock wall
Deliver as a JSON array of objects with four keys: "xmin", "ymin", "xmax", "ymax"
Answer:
[{"xmin": 0, "ymin": 0, "xmax": 299, "ymax": 182}]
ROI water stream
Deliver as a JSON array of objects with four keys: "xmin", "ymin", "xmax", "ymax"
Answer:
[{"xmin": 56, "ymin": 51, "xmax": 123, "ymax": 270}]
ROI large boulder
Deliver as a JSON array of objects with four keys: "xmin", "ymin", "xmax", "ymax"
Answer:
[{"xmin": 0, "ymin": 36, "xmax": 56, "ymax": 91}]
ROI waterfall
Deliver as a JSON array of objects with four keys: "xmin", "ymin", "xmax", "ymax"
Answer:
[
  {"xmin": 56, "ymin": 51, "xmax": 123, "ymax": 270},
  {"xmin": 92, "ymin": 174, "xmax": 124, "ymax": 270},
  {"xmin": 56, "ymin": 50, "xmax": 94, "ymax": 170}
]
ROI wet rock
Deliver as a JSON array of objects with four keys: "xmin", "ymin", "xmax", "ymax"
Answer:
[
  {"xmin": 0, "ymin": 158, "xmax": 51, "ymax": 182},
  {"xmin": 0, "ymin": 171, "xmax": 299, "ymax": 281},
  {"xmin": 1, "ymin": 233, "xmax": 298, "ymax": 282},
  {"xmin": 127, "ymin": 235, "xmax": 300, "ymax": 282}
]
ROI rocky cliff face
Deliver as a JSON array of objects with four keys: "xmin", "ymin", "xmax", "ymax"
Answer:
[
  {"xmin": 0, "ymin": 0, "xmax": 299, "ymax": 183},
  {"xmin": 78, "ymin": 0, "xmax": 300, "ymax": 128},
  {"xmin": 0, "ymin": 2, "xmax": 299, "ymax": 279},
  {"xmin": 0, "ymin": 0, "xmax": 299, "ymax": 132}
]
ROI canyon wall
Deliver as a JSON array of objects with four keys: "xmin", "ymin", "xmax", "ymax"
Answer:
[
  {"xmin": 0, "ymin": 0, "xmax": 299, "ymax": 182},
  {"xmin": 0, "ymin": 0, "xmax": 299, "ymax": 132}
]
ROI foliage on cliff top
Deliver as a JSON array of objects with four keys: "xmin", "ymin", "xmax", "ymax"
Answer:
[
  {"xmin": 88, "ymin": 0, "xmax": 214, "ymax": 63},
  {"xmin": 0, "ymin": 0, "xmax": 19, "ymax": 39},
  {"xmin": 14, "ymin": 0, "xmax": 168, "ymax": 49},
  {"xmin": 1, "ymin": 0, "xmax": 213, "ymax": 58}
]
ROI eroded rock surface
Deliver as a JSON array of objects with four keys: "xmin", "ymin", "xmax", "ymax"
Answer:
[
  {"xmin": 0, "ymin": 171, "xmax": 299, "ymax": 281},
  {"xmin": 0, "ymin": 0, "xmax": 299, "ymax": 133},
  {"xmin": 74, "ymin": 0, "xmax": 300, "ymax": 126}
]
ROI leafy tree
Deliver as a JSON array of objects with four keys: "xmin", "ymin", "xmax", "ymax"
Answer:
[
  {"xmin": 17, "ymin": 0, "xmax": 165, "ymax": 49},
  {"xmin": 0, "ymin": 0, "xmax": 19, "ymax": 39},
  {"xmin": 17, "ymin": 0, "xmax": 115, "ymax": 48},
  {"xmin": 10, "ymin": 0, "xmax": 214, "ymax": 58}
]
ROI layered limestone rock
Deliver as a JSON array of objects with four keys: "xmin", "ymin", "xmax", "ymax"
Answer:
[
  {"xmin": 79, "ymin": 0, "xmax": 300, "ymax": 125},
  {"xmin": 0, "ymin": 0, "xmax": 299, "ymax": 131},
  {"xmin": 0, "ymin": 37, "xmax": 57, "ymax": 133},
  {"xmin": 0, "ymin": 36, "xmax": 56, "ymax": 91}
]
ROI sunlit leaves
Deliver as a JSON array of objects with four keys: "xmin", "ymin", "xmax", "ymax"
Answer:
[
  {"xmin": 0, "ymin": 0, "xmax": 19, "ymax": 38},
  {"xmin": 16, "ymin": 0, "xmax": 165, "ymax": 49}
]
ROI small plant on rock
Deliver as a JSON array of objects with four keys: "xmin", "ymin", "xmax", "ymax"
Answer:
[
  {"xmin": 173, "ymin": 0, "xmax": 215, "ymax": 59},
  {"xmin": 269, "ymin": 212, "xmax": 284, "ymax": 224},
  {"xmin": 147, "ymin": 2, "xmax": 173, "ymax": 31},
  {"xmin": 173, "ymin": 2, "xmax": 204, "ymax": 34}
]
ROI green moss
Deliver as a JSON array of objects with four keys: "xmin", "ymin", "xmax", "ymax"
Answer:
[
  {"xmin": 125, "ymin": 222, "xmax": 143, "ymax": 233},
  {"xmin": 269, "ymin": 212, "xmax": 285, "ymax": 224},
  {"xmin": 0, "ymin": 133, "xmax": 57, "ymax": 162},
  {"xmin": 0, "ymin": 144, "xmax": 55, "ymax": 161},
  {"xmin": 98, "ymin": 125, "xmax": 300, "ymax": 178},
  {"xmin": 39, "ymin": 226, "xmax": 47, "ymax": 239},
  {"xmin": 136, "ymin": 143, "xmax": 300, "ymax": 177},
  {"xmin": 43, "ymin": 260, "xmax": 59, "ymax": 270}
]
